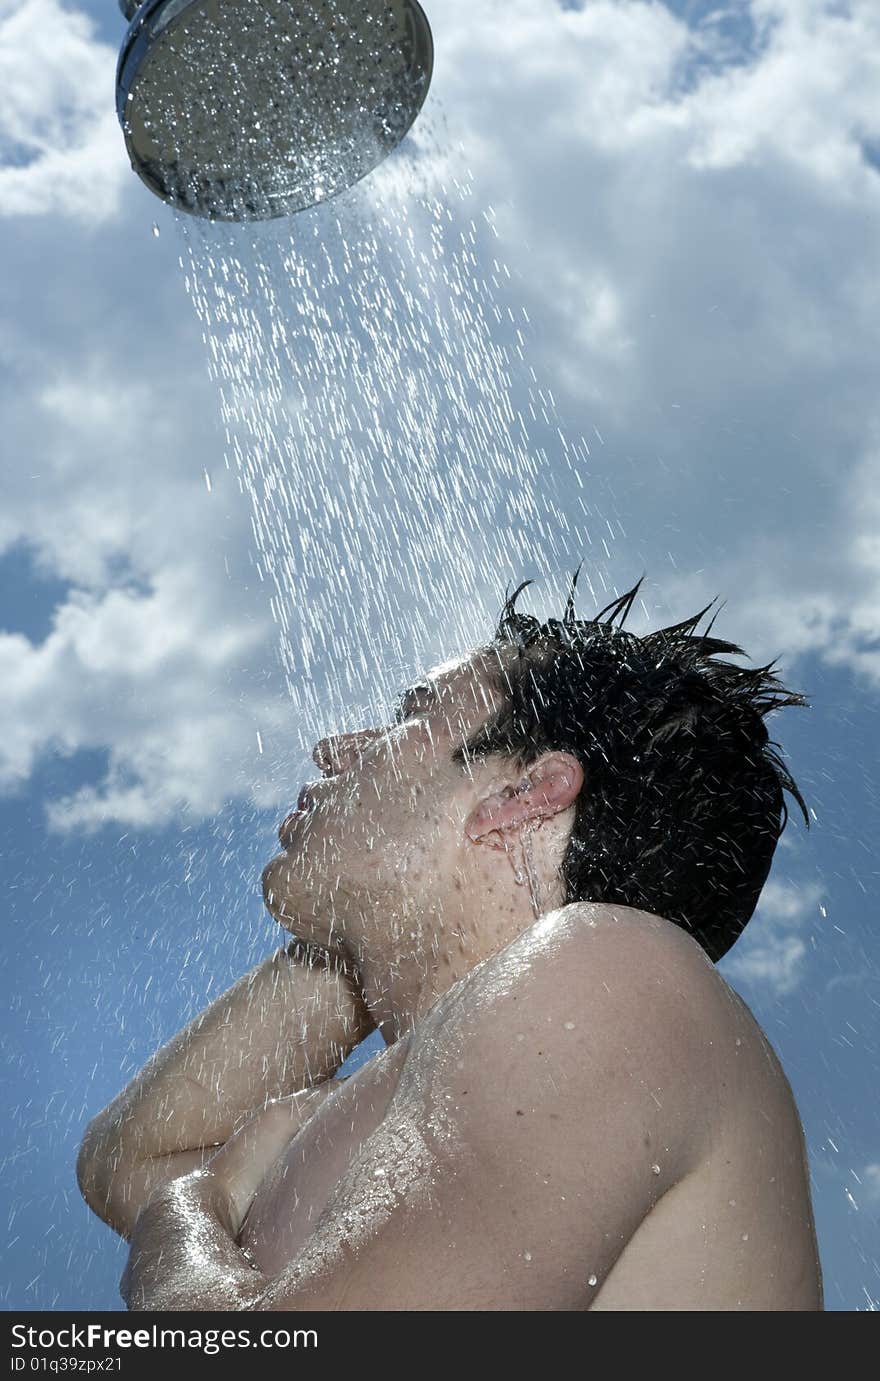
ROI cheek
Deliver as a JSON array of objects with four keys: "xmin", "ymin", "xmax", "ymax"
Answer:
[
  {"xmin": 321, "ymin": 739, "xmax": 451, "ymax": 850},
  {"xmin": 310, "ymin": 778, "xmax": 372, "ymax": 838}
]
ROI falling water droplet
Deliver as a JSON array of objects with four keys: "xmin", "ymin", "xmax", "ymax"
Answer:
[
  {"xmin": 523, "ymin": 1250, "xmax": 532, "ymax": 1262},
  {"xmin": 152, "ymin": 223, "xmax": 160, "ymax": 237},
  {"xmin": 651, "ymin": 1163, "xmax": 661, "ymax": 1175},
  {"xmin": 256, "ymin": 731, "xmax": 263, "ymax": 754},
  {"xmin": 203, "ymin": 469, "xmax": 212, "ymax": 492},
  {"xmin": 587, "ymin": 1274, "xmax": 598, "ymax": 1287}
]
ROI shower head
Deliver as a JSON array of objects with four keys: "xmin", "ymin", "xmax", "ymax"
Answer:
[{"xmin": 115, "ymin": 0, "xmax": 434, "ymax": 221}]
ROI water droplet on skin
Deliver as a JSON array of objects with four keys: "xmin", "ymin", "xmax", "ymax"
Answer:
[
  {"xmin": 588, "ymin": 1274, "xmax": 598, "ymax": 1287},
  {"xmin": 651, "ymin": 1164, "xmax": 661, "ymax": 1175},
  {"xmin": 563, "ymin": 1021, "xmax": 575, "ymax": 1030}
]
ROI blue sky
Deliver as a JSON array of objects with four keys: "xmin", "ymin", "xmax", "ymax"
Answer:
[{"xmin": 1, "ymin": 0, "xmax": 879, "ymax": 1310}]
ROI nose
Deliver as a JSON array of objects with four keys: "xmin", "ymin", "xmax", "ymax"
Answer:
[{"xmin": 312, "ymin": 728, "xmax": 381, "ymax": 775}]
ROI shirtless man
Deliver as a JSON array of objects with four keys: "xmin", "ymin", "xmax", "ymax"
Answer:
[{"xmin": 77, "ymin": 575, "xmax": 824, "ymax": 1310}]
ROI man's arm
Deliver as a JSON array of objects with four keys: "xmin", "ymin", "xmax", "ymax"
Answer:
[{"xmin": 77, "ymin": 939, "xmax": 376, "ymax": 1240}]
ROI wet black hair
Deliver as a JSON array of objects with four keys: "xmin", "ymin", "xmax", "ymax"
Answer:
[{"xmin": 451, "ymin": 568, "xmax": 810, "ymax": 963}]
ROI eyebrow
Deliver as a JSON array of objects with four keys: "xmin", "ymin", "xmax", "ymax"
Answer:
[{"xmin": 393, "ymin": 681, "xmax": 439, "ymax": 722}]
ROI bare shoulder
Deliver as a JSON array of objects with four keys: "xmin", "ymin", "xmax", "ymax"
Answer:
[
  {"xmin": 412, "ymin": 900, "xmax": 731, "ymax": 1052},
  {"xmin": 456, "ymin": 899, "xmax": 730, "ymax": 1029},
  {"xmin": 547, "ymin": 904, "xmax": 802, "ymax": 1112},
  {"xmin": 400, "ymin": 900, "xmax": 732, "ymax": 1177},
  {"xmin": 548, "ymin": 898, "xmax": 720, "ymax": 970},
  {"xmin": 545, "ymin": 900, "xmax": 749, "ymax": 1026}
]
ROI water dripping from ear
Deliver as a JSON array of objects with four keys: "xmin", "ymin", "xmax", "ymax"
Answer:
[{"xmin": 520, "ymin": 821, "xmax": 543, "ymax": 920}]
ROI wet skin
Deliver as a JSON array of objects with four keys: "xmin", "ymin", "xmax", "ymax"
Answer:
[
  {"xmin": 122, "ymin": 903, "xmax": 823, "ymax": 1310},
  {"xmin": 258, "ymin": 641, "xmax": 584, "ymax": 1045},
  {"xmin": 122, "ymin": 646, "xmax": 823, "ymax": 1310}
]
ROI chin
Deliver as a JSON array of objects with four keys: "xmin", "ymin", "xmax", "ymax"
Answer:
[
  {"xmin": 260, "ymin": 853, "xmax": 348, "ymax": 956},
  {"xmin": 261, "ymin": 853, "xmax": 303, "ymax": 930}
]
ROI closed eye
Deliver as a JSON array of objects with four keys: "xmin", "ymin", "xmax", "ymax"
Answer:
[{"xmin": 392, "ymin": 682, "xmax": 438, "ymax": 725}]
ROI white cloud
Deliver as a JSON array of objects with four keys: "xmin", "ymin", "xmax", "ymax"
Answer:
[
  {"xmin": 403, "ymin": 0, "xmax": 880, "ymax": 684},
  {"xmin": 0, "ymin": 0, "xmax": 127, "ymax": 222},
  {"xmin": 685, "ymin": 0, "xmax": 880, "ymax": 180},
  {"xmin": 0, "ymin": 348, "xmax": 316, "ymax": 831},
  {"xmin": 722, "ymin": 932, "xmax": 807, "ymax": 997},
  {"xmin": 753, "ymin": 877, "xmax": 824, "ymax": 926},
  {"xmin": 0, "ymin": 566, "xmax": 297, "ymax": 832},
  {"xmin": 862, "ymin": 1163, "xmax": 880, "ymax": 1208},
  {"xmin": 722, "ymin": 877, "xmax": 823, "ymax": 995}
]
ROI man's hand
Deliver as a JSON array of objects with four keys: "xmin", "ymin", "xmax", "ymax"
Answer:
[
  {"xmin": 202, "ymin": 1086, "xmax": 334, "ymax": 1236},
  {"xmin": 119, "ymin": 1082, "xmax": 343, "ymax": 1310},
  {"xmin": 120, "ymin": 1171, "xmax": 265, "ymax": 1312}
]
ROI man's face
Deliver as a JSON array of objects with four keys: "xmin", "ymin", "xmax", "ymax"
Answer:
[{"xmin": 260, "ymin": 646, "xmax": 508, "ymax": 970}]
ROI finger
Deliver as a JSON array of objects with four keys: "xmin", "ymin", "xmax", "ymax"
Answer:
[{"xmin": 206, "ymin": 1090, "xmax": 326, "ymax": 1227}]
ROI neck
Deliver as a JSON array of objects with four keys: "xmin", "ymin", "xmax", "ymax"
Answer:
[{"xmin": 358, "ymin": 864, "xmax": 559, "ymax": 1045}]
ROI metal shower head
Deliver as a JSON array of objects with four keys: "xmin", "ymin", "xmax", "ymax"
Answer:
[{"xmin": 115, "ymin": 0, "xmax": 433, "ymax": 221}]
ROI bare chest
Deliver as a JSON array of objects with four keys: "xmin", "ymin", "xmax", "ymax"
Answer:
[
  {"xmin": 238, "ymin": 1037, "xmax": 411, "ymax": 1276},
  {"xmin": 238, "ymin": 1024, "xmax": 821, "ymax": 1310}
]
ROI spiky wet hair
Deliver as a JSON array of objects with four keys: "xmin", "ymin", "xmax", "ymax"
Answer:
[{"xmin": 452, "ymin": 569, "xmax": 810, "ymax": 963}]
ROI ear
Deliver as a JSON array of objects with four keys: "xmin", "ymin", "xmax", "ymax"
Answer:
[{"xmin": 464, "ymin": 752, "xmax": 584, "ymax": 845}]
